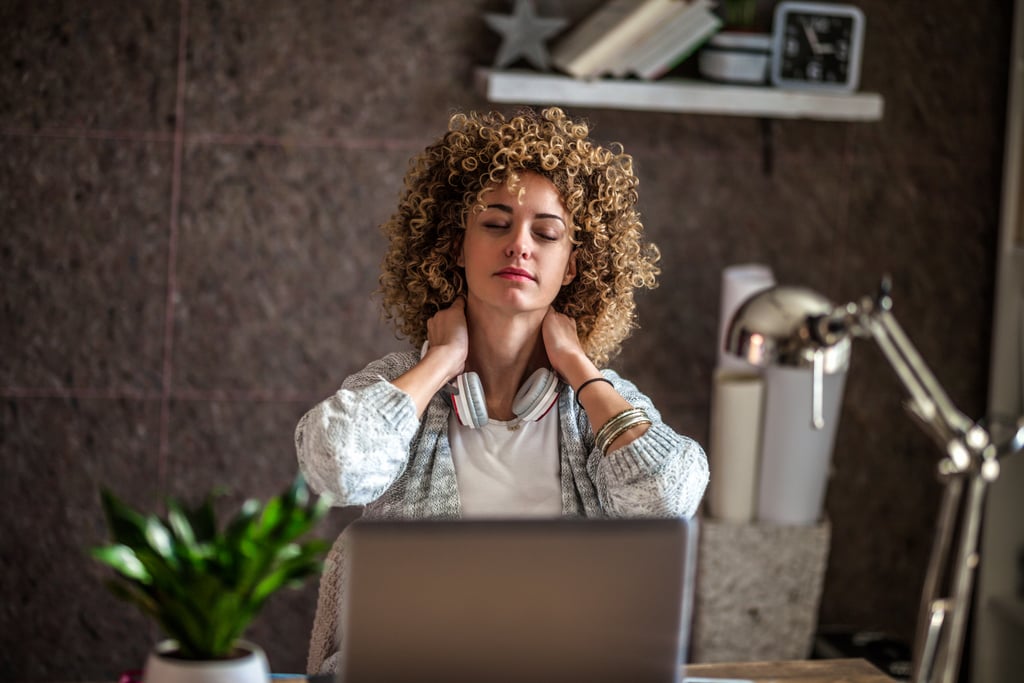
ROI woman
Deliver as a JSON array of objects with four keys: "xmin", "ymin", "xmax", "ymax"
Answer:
[{"xmin": 296, "ymin": 106, "xmax": 708, "ymax": 673}]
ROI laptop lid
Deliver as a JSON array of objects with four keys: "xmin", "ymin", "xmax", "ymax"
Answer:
[{"xmin": 337, "ymin": 517, "xmax": 698, "ymax": 683}]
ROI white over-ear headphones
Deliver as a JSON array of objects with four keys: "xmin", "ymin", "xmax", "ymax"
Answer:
[
  {"xmin": 451, "ymin": 367, "xmax": 559, "ymax": 428},
  {"xmin": 421, "ymin": 343, "xmax": 560, "ymax": 428}
]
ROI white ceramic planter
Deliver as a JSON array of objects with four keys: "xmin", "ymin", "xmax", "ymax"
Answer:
[{"xmin": 143, "ymin": 640, "xmax": 269, "ymax": 683}]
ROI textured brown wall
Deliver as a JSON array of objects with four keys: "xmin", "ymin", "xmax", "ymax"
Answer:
[{"xmin": 0, "ymin": 0, "xmax": 1012, "ymax": 679}]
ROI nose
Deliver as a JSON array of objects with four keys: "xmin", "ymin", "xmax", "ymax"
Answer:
[{"xmin": 504, "ymin": 223, "xmax": 531, "ymax": 259}]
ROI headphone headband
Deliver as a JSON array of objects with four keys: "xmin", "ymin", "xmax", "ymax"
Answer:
[{"xmin": 420, "ymin": 341, "xmax": 560, "ymax": 428}]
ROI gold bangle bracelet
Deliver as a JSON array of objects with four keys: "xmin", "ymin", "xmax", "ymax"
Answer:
[
  {"xmin": 600, "ymin": 408, "xmax": 644, "ymax": 437},
  {"xmin": 595, "ymin": 408, "xmax": 641, "ymax": 444},
  {"xmin": 594, "ymin": 407, "xmax": 649, "ymax": 454},
  {"xmin": 598, "ymin": 417, "xmax": 652, "ymax": 455},
  {"xmin": 596, "ymin": 415, "xmax": 651, "ymax": 454}
]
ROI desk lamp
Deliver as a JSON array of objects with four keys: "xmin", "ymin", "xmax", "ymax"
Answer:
[{"xmin": 724, "ymin": 278, "xmax": 1024, "ymax": 683}]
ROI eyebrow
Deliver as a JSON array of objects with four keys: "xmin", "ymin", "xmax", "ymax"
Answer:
[{"xmin": 485, "ymin": 203, "xmax": 566, "ymax": 225}]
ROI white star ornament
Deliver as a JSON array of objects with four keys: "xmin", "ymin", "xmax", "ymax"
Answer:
[{"xmin": 484, "ymin": 0, "xmax": 568, "ymax": 71}]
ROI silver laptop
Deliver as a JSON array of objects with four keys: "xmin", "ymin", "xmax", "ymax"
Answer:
[{"xmin": 337, "ymin": 517, "xmax": 698, "ymax": 683}]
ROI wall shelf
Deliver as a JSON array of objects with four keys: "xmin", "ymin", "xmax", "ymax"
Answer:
[{"xmin": 479, "ymin": 68, "xmax": 884, "ymax": 122}]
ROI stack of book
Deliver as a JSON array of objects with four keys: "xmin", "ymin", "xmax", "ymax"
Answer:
[{"xmin": 551, "ymin": 0, "xmax": 723, "ymax": 80}]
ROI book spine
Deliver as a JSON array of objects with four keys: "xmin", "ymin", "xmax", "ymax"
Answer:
[
  {"xmin": 635, "ymin": 10, "xmax": 722, "ymax": 80},
  {"xmin": 551, "ymin": 0, "xmax": 637, "ymax": 70},
  {"xmin": 619, "ymin": 4, "xmax": 706, "ymax": 76},
  {"xmin": 552, "ymin": 0, "xmax": 677, "ymax": 78},
  {"xmin": 607, "ymin": 1, "xmax": 703, "ymax": 78}
]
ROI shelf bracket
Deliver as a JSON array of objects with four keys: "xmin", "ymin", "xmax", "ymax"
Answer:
[{"xmin": 760, "ymin": 118, "xmax": 774, "ymax": 176}]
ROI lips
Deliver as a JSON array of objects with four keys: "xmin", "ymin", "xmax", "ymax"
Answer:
[{"xmin": 495, "ymin": 267, "xmax": 536, "ymax": 281}]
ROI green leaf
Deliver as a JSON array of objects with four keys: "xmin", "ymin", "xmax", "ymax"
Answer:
[
  {"xmin": 144, "ymin": 516, "xmax": 178, "ymax": 567},
  {"xmin": 257, "ymin": 497, "xmax": 285, "ymax": 538},
  {"xmin": 250, "ymin": 550, "xmax": 321, "ymax": 605},
  {"xmin": 186, "ymin": 496, "xmax": 218, "ymax": 542},
  {"xmin": 290, "ymin": 475, "xmax": 310, "ymax": 508},
  {"xmin": 167, "ymin": 500, "xmax": 196, "ymax": 547},
  {"xmin": 100, "ymin": 490, "xmax": 150, "ymax": 547},
  {"xmin": 225, "ymin": 499, "xmax": 261, "ymax": 543},
  {"xmin": 161, "ymin": 596, "xmax": 222, "ymax": 658},
  {"xmin": 104, "ymin": 578, "xmax": 160, "ymax": 617},
  {"xmin": 91, "ymin": 544, "xmax": 152, "ymax": 583}
]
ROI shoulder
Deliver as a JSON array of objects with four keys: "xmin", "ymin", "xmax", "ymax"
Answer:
[
  {"xmin": 343, "ymin": 350, "xmax": 419, "ymax": 386},
  {"xmin": 371, "ymin": 350, "xmax": 419, "ymax": 374}
]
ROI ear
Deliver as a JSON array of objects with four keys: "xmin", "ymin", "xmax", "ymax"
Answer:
[
  {"xmin": 562, "ymin": 249, "xmax": 577, "ymax": 286},
  {"xmin": 455, "ymin": 231, "xmax": 466, "ymax": 268}
]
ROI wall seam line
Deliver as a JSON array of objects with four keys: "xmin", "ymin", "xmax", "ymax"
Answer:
[{"xmin": 158, "ymin": 0, "xmax": 190, "ymax": 486}]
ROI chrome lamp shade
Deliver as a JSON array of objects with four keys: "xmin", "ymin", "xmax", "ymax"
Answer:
[{"xmin": 725, "ymin": 285, "xmax": 851, "ymax": 374}]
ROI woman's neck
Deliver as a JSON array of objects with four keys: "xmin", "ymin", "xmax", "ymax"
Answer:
[{"xmin": 464, "ymin": 308, "xmax": 547, "ymax": 421}]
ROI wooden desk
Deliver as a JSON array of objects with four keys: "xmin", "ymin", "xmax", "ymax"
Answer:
[
  {"xmin": 684, "ymin": 658, "xmax": 894, "ymax": 682},
  {"xmin": 294, "ymin": 658, "xmax": 892, "ymax": 683}
]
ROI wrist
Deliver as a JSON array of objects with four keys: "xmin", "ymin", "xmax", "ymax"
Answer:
[
  {"xmin": 575, "ymin": 376, "xmax": 613, "ymax": 407},
  {"xmin": 555, "ymin": 351, "xmax": 599, "ymax": 390},
  {"xmin": 422, "ymin": 343, "xmax": 466, "ymax": 384}
]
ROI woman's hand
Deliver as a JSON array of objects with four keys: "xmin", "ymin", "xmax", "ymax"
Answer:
[
  {"xmin": 391, "ymin": 299, "xmax": 471, "ymax": 417},
  {"xmin": 425, "ymin": 297, "xmax": 470, "ymax": 380},
  {"xmin": 541, "ymin": 307, "xmax": 588, "ymax": 380},
  {"xmin": 392, "ymin": 298, "xmax": 469, "ymax": 417},
  {"xmin": 542, "ymin": 307, "xmax": 647, "ymax": 452}
]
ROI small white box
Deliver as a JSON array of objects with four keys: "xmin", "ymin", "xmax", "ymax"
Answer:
[{"xmin": 699, "ymin": 32, "xmax": 772, "ymax": 85}]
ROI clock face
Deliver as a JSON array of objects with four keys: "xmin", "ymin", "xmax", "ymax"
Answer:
[
  {"xmin": 770, "ymin": 3, "xmax": 865, "ymax": 92},
  {"xmin": 781, "ymin": 12, "xmax": 854, "ymax": 84}
]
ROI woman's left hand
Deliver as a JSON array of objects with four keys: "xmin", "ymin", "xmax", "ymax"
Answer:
[
  {"xmin": 541, "ymin": 307, "xmax": 588, "ymax": 379},
  {"xmin": 542, "ymin": 307, "xmax": 643, "ymax": 451}
]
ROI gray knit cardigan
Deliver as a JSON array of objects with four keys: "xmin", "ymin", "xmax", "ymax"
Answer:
[{"xmin": 295, "ymin": 350, "xmax": 709, "ymax": 674}]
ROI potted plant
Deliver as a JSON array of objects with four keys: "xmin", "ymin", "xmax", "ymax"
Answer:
[{"xmin": 91, "ymin": 475, "xmax": 331, "ymax": 683}]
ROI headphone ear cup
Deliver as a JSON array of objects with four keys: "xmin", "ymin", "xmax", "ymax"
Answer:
[
  {"xmin": 452, "ymin": 372, "xmax": 489, "ymax": 428},
  {"xmin": 513, "ymin": 369, "xmax": 560, "ymax": 423}
]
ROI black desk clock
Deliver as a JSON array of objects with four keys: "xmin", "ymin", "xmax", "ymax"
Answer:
[{"xmin": 770, "ymin": 1, "xmax": 865, "ymax": 93}]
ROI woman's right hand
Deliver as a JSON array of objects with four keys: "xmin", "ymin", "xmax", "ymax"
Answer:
[
  {"xmin": 392, "ymin": 298, "xmax": 469, "ymax": 417},
  {"xmin": 424, "ymin": 297, "xmax": 469, "ymax": 381}
]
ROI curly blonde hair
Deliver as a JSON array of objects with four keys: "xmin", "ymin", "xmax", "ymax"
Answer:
[{"xmin": 378, "ymin": 107, "xmax": 660, "ymax": 367}]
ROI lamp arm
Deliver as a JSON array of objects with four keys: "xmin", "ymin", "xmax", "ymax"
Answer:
[
  {"xmin": 827, "ymin": 294, "xmax": 980, "ymax": 470},
  {"xmin": 821, "ymin": 290, "xmax": 1000, "ymax": 683},
  {"xmin": 871, "ymin": 310, "xmax": 976, "ymax": 460}
]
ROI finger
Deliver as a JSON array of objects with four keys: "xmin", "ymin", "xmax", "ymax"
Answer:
[{"xmin": 543, "ymin": 306, "xmax": 560, "ymax": 326}]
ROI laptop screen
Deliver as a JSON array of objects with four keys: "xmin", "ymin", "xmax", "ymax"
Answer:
[{"xmin": 337, "ymin": 517, "xmax": 698, "ymax": 683}]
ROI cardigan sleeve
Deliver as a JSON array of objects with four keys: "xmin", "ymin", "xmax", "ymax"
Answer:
[
  {"xmin": 584, "ymin": 370, "xmax": 709, "ymax": 518},
  {"xmin": 295, "ymin": 352, "xmax": 421, "ymax": 505}
]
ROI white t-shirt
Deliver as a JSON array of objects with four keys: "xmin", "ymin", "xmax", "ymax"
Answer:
[{"xmin": 448, "ymin": 407, "xmax": 562, "ymax": 517}]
